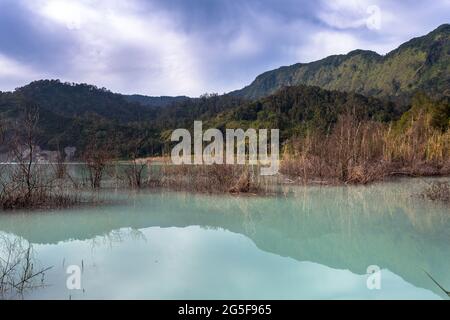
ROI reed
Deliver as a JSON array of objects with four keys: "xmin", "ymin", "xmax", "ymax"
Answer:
[
  {"xmin": 281, "ymin": 113, "xmax": 450, "ymax": 184},
  {"xmin": 150, "ymin": 162, "xmax": 265, "ymax": 194}
]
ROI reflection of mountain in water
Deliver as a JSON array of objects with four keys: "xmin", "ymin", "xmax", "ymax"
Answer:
[{"xmin": 0, "ymin": 179, "xmax": 449, "ymax": 298}]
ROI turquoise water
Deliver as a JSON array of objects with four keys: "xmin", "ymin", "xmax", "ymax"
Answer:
[{"xmin": 0, "ymin": 178, "xmax": 449, "ymax": 300}]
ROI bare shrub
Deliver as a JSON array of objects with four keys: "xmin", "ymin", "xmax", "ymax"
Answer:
[
  {"xmin": 82, "ymin": 140, "xmax": 114, "ymax": 189},
  {"xmin": 0, "ymin": 235, "xmax": 52, "ymax": 299},
  {"xmin": 123, "ymin": 160, "xmax": 147, "ymax": 189},
  {"xmin": 0, "ymin": 106, "xmax": 82, "ymax": 209},
  {"xmin": 53, "ymin": 150, "xmax": 67, "ymax": 180},
  {"xmin": 153, "ymin": 163, "xmax": 263, "ymax": 194},
  {"xmin": 122, "ymin": 134, "xmax": 148, "ymax": 189}
]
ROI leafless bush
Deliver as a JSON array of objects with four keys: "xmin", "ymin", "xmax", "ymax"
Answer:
[
  {"xmin": 122, "ymin": 135, "xmax": 148, "ymax": 189},
  {"xmin": 121, "ymin": 160, "xmax": 147, "ymax": 189},
  {"xmin": 0, "ymin": 107, "xmax": 82, "ymax": 210},
  {"xmin": 82, "ymin": 140, "xmax": 114, "ymax": 189},
  {"xmin": 0, "ymin": 235, "xmax": 52, "ymax": 299},
  {"xmin": 152, "ymin": 163, "xmax": 264, "ymax": 194},
  {"xmin": 53, "ymin": 150, "xmax": 67, "ymax": 180}
]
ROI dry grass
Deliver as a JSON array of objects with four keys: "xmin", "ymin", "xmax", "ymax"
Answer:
[
  {"xmin": 281, "ymin": 113, "xmax": 450, "ymax": 184},
  {"xmin": 150, "ymin": 162, "xmax": 265, "ymax": 194}
]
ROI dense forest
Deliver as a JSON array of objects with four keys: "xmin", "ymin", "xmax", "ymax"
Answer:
[
  {"xmin": 0, "ymin": 80, "xmax": 160, "ymax": 157},
  {"xmin": 0, "ymin": 79, "xmax": 448, "ymax": 160},
  {"xmin": 0, "ymin": 80, "xmax": 251, "ymax": 157},
  {"xmin": 208, "ymin": 85, "xmax": 403, "ymax": 141}
]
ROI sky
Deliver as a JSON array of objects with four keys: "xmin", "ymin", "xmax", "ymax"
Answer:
[{"xmin": 0, "ymin": 0, "xmax": 449, "ymax": 96}]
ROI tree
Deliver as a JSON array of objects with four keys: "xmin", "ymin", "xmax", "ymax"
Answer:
[
  {"xmin": 123, "ymin": 131, "xmax": 150, "ymax": 188},
  {"xmin": 9, "ymin": 105, "xmax": 42, "ymax": 200},
  {"xmin": 82, "ymin": 138, "xmax": 114, "ymax": 189}
]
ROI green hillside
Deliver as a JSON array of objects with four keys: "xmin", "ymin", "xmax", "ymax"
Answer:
[
  {"xmin": 209, "ymin": 85, "xmax": 401, "ymax": 140},
  {"xmin": 0, "ymin": 82, "xmax": 162, "ymax": 156},
  {"xmin": 231, "ymin": 24, "xmax": 450, "ymax": 100},
  {"xmin": 122, "ymin": 94, "xmax": 190, "ymax": 108},
  {"xmin": 13, "ymin": 80, "xmax": 157, "ymax": 123}
]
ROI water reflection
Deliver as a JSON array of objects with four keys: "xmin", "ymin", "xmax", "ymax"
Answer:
[{"xmin": 0, "ymin": 178, "xmax": 449, "ymax": 299}]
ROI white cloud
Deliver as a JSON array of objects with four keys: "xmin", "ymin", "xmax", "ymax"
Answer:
[
  {"xmin": 227, "ymin": 31, "xmax": 263, "ymax": 57},
  {"xmin": 302, "ymin": 32, "xmax": 360, "ymax": 62},
  {"xmin": 39, "ymin": 0, "xmax": 85, "ymax": 30},
  {"xmin": 295, "ymin": 29, "xmax": 409, "ymax": 64},
  {"xmin": 318, "ymin": 0, "xmax": 377, "ymax": 29},
  {"xmin": 304, "ymin": 0, "xmax": 442, "ymax": 61},
  {"xmin": 0, "ymin": 54, "xmax": 34, "ymax": 78},
  {"xmin": 0, "ymin": 54, "xmax": 40, "ymax": 91},
  {"xmin": 22, "ymin": 0, "xmax": 204, "ymax": 96}
]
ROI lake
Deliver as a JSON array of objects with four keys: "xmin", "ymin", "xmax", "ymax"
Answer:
[{"xmin": 0, "ymin": 177, "xmax": 449, "ymax": 299}]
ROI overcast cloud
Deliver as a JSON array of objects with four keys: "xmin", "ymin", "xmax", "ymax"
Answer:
[{"xmin": 0, "ymin": 0, "xmax": 448, "ymax": 96}]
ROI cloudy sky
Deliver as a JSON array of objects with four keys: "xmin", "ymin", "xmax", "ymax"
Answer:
[{"xmin": 0, "ymin": 0, "xmax": 449, "ymax": 96}]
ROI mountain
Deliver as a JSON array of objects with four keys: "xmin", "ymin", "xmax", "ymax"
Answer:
[
  {"xmin": 14, "ymin": 80, "xmax": 157, "ymax": 123},
  {"xmin": 122, "ymin": 94, "xmax": 190, "ymax": 108},
  {"xmin": 231, "ymin": 24, "xmax": 450, "ymax": 101},
  {"xmin": 0, "ymin": 80, "xmax": 163, "ymax": 155},
  {"xmin": 0, "ymin": 80, "xmax": 247, "ymax": 155}
]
